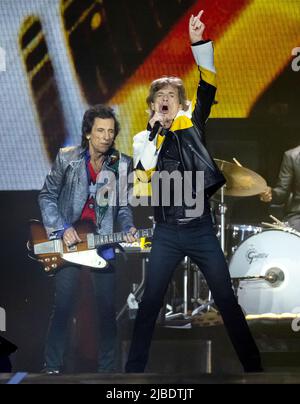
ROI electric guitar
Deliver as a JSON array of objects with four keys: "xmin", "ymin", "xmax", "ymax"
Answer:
[{"xmin": 28, "ymin": 220, "xmax": 153, "ymax": 273}]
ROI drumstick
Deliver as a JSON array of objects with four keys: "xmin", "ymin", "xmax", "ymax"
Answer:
[
  {"xmin": 261, "ymin": 222, "xmax": 282, "ymax": 229},
  {"xmin": 269, "ymin": 215, "xmax": 285, "ymax": 226},
  {"xmin": 233, "ymin": 157, "xmax": 242, "ymax": 167}
]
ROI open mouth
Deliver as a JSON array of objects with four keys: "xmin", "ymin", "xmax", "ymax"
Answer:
[{"xmin": 161, "ymin": 105, "xmax": 169, "ymax": 113}]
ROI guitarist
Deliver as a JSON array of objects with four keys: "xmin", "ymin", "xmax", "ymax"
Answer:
[{"xmin": 39, "ymin": 104, "xmax": 136, "ymax": 374}]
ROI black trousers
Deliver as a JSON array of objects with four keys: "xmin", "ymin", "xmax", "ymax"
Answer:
[{"xmin": 126, "ymin": 215, "xmax": 262, "ymax": 372}]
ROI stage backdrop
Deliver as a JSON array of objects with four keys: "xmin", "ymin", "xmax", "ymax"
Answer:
[
  {"xmin": 1, "ymin": 0, "xmax": 300, "ymax": 373},
  {"xmin": 0, "ymin": 0, "xmax": 299, "ymax": 190}
]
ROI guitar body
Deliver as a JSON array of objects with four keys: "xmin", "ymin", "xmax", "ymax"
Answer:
[
  {"xmin": 28, "ymin": 220, "xmax": 154, "ymax": 274},
  {"xmin": 28, "ymin": 220, "xmax": 107, "ymax": 273}
]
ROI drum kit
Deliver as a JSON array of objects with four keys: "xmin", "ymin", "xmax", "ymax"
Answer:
[
  {"xmin": 165, "ymin": 158, "xmax": 300, "ymax": 319},
  {"xmin": 119, "ymin": 158, "xmax": 300, "ymax": 321}
]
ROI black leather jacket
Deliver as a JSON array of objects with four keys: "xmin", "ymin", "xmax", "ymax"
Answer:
[
  {"xmin": 133, "ymin": 41, "xmax": 226, "ymax": 223},
  {"xmin": 154, "ymin": 77, "xmax": 225, "ymax": 223},
  {"xmin": 272, "ymin": 146, "xmax": 300, "ymax": 217}
]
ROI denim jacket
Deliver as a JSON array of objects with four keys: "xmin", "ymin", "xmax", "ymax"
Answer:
[{"xmin": 38, "ymin": 145, "xmax": 134, "ymax": 238}]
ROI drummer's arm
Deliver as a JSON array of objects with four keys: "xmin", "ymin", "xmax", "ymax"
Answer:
[
  {"xmin": 272, "ymin": 152, "xmax": 294, "ymax": 205},
  {"xmin": 260, "ymin": 152, "xmax": 293, "ymax": 204}
]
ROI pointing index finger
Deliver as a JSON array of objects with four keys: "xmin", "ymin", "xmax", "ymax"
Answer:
[{"xmin": 196, "ymin": 10, "xmax": 204, "ymax": 20}]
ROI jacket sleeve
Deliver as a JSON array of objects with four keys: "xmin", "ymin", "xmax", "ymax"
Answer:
[
  {"xmin": 117, "ymin": 157, "xmax": 135, "ymax": 232},
  {"xmin": 272, "ymin": 151, "xmax": 294, "ymax": 205},
  {"xmin": 191, "ymin": 40, "xmax": 217, "ymax": 138},
  {"xmin": 38, "ymin": 150, "xmax": 66, "ymax": 237},
  {"xmin": 133, "ymin": 131, "xmax": 165, "ymax": 182}
]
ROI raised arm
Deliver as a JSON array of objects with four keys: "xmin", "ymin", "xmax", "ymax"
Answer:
[
  {"xmin": 190, "ymin": 11, "xmax": 217, "ymax": 135},
  {"xmin": 261, "ymin": 151, "xmax": 294, "ymax": 205}
]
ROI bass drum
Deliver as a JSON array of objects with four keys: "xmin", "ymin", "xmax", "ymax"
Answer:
[
  {"xmin": 226, "ymin": 224, "xmax": 262, "ymax": 259},
  {"xmin": 229, "ymin": 230, "xmax": 300, "ymax": 314}
]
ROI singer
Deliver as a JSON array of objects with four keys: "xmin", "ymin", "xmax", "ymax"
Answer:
[{"xmin": 126, "ymin": 10, "xmax": 263, "ymax": 373}]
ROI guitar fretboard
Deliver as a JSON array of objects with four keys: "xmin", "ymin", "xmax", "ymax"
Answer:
[{"xmin": 94, "ymin": 228, "xmax": 154, "ymax": 247}]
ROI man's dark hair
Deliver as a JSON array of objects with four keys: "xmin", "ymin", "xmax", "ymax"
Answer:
[
  {"xmin": 81, "ymin": 104, "xmax": 120, "ymax": 149},
  {"xmin": 146, "ymin": 76, "xmax": 189, "ymax": 117}
]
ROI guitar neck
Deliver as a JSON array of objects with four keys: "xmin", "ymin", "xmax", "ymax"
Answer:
[{"xmin": 94, "ymin": 228, "xmax": 154, "ymax": 247}]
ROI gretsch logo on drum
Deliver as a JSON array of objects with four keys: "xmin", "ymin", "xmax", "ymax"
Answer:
[{"xmin": 246, "ymin": 247, "xmax": 268, "ymax": 264}]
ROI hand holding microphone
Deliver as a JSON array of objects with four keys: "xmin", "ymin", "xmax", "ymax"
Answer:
[
  {"xmin": 149, "ymin": 121, "xmax": 163, "ymax": 141},
  {"xmin": 148, "ymin": 112, "xmax": 166, "ymax": 141}
]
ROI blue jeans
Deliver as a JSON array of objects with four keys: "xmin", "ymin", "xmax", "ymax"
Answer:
[
  {"xmin": 126, "ymin": 215, "xmax": 262, "ymax": 372},
  {"xmin": 45, "ymin": 265, "xmax": 117, "ymax": 372}
]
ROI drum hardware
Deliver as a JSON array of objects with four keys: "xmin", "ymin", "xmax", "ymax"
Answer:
[
  {"xmin": 192, "ymin": 159, "xmax": 268, "ymax": 316},
  {"xmin": 264, "ymin": 268, "xmax": 285, "ymax": 286},
  {"xmin": 192, "ymin": 301, "xmax": 218, "ymax": 317},
  {"xmin": 232, "ymin": 276, "xmax": 265, "ymax": 281},
  {"xmin": 225, "ymin": 224, "xmax": 263, "ymax": 259},
  {"xmin": 164, "ymin": 257, "xmax": 192, "ymax": 321},
  {"xmin": 190, "ymin": 263, "xmax": 208, "ymax": 306},
  {"xmin": 229, "ymin": 229, "xmax": 300, "ymax": 314},
  {"xmin": 138, "ymin": 163, "xmax": 273, "ymax": 321},
  {"xmin": 214, "ymin": 158, "xmax": 268, "ymax": 259},
  {"xmin": 169, "ymin": 159, "xmax": 269, "ymax": 320},
  {"xmin": 116, "ymin": 216, "xmax": 154, "ymax": 321},
  {"xmin": 116, "ymin": 254, "xmax": 149, "ymax": 321},
  {"xmin": 262, "ymin": 215, "xmax": 300, "ymax": 237},
  {"xmin": 192, "ymin": 184, "xmax": 226, "ymax": 315},
  {"xmin": 164, "ymin": 257, "xmax": 214, "ymax": 323},
  {"xmin": 232, "ymin": 268, "xmax": 285, "ymax": 287},
  {"xmin": 214, "ymin": 159, "xmax": 268, "ymax": 197}
]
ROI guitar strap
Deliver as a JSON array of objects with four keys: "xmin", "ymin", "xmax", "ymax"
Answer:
[{"xmin": 96, "ymin": 149, "xmax": 120, "ymax": 228}]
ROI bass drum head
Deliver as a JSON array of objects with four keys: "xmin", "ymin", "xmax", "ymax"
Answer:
[{"xmin": 229, "ymin": 230, "xmax": 300, "ymax": 314}]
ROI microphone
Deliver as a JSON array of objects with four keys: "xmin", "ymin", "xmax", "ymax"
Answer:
[{"xmin": 149, "ymin": 121, "xmax": 163, "ymax": 141}]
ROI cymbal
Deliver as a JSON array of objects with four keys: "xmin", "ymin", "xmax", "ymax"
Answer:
[{"xmin": 214, "ymin": 159, "xmax": 267, "ymax": 197}]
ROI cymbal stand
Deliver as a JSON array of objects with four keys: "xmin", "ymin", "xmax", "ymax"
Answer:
[
  {"xmin": 116, "ymin": 254, "xmax": 148, "ymax": 321},
  {"xmin": 164, "ymin": 256, "xmax": 191, "ymax": 321},
  {"xmin": 219, "ymin": 186, "xmax": 227, "ymax": 252},
  {"xmin": 164, "ymin": 189, "xmax": 229, "ymax": 321}
]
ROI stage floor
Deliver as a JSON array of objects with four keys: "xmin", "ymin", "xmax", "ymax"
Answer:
[{"xmin": 1, "ymin": 371, "xmax": 300, "ymax": 384}]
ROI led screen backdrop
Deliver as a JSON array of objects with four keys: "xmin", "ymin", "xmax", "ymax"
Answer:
[{"xmin": 0, "ymin": 0, "xmax": 299, "ymax": 190}]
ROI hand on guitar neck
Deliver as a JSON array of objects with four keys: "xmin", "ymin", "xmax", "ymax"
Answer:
[
  {"xmin": 124, "ymin": 227, "xmax": 138, "ymax": 243},
  {"xmin": 63, "ymin": 225, "xmax": 137, "ymax": 247}
]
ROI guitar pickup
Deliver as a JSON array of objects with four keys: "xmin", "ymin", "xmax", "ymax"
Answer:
[
  {"xmin": 34, "ymin": 239, "xmax": 63, "ymax": 255},
  {"xmin": 87, "ymin": 233, "xmax": 95, "ymax": 249}
]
